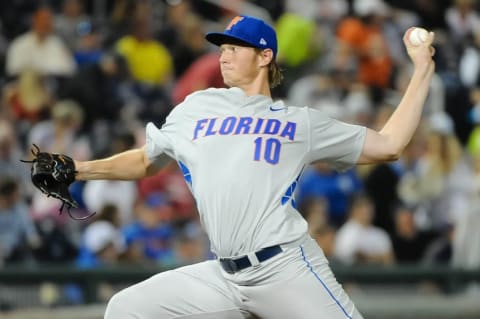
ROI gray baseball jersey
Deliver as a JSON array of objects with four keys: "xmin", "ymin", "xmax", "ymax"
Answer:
[
  {"xmin": 106, "ymin": 87, "xmax": 366, "ymax": 319},
  {"xmin": 146, "ymin": 87, "xmax": 366, "ymax": 258}
]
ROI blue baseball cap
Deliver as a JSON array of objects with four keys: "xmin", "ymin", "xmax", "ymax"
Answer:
[{"xmin": 206, "ymin": 15, "xmax": 278, "ymax": 58}]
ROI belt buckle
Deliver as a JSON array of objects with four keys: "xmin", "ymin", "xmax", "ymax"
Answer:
[
  {"xmin": 227, "ymin": 259, "xmax": 238, "ymax": 273},
  {"xmin": 222, "ymin": 258, "xmax": 238, "ymax": 274}
]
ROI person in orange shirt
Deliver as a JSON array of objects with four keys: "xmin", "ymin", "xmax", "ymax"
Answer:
[{"xmin": 335, "ymin": 0, "xmax": 393, "ymax": 89}]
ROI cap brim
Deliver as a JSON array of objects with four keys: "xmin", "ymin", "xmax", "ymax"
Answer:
[{"xmin": 205, "ymin": 32, "xmax": 256, "ymax": 48}]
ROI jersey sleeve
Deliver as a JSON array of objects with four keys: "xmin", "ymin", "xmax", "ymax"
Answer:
[
  {"xmin": 145, "ymin": 106, "xmax": 183, "ymax": 162},
  {"xmin": 306, "ymin": 108, "xmax": 366, "ymax": 171}
]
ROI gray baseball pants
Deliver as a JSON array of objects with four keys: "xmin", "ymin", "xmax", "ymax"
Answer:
[{"xmin": 104, "ymin": 236, "xmax": 363, "ymax": 319}]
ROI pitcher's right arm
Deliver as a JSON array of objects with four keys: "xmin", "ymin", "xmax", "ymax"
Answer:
[{"xmin": 357, "ymin": 28, "xmax": 436, "ymax": 164}]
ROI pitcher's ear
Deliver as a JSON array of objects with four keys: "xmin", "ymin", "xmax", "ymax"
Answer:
[{"xmin": 258, "ymin": 48, "xmax": 274, "ymax": 67}]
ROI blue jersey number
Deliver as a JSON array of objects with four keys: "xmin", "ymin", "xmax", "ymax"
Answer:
[{"xmin": 254, "ymin": 137, "xmax": 281, "ymax": 164}]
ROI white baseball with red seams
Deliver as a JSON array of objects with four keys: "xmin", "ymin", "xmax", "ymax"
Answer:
[{"xmin": 409, "ymin": 27, "xmax": 429, "ymax": 46}]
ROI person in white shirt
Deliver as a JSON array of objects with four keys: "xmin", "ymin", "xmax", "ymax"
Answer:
[
  {"xmin": 6, "ymin": 6, "xmax": 76, "ymax": 77},
  {"xmin": 335, "ymin": 194, "xmax": 394, "ymax": 265}
]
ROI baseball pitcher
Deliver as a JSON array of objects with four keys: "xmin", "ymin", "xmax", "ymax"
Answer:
[{"xmin": 24, "ymin": 15, "xmax": 435, "ymax": 319}]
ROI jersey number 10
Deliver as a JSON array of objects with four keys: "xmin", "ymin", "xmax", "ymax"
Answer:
[{"xmin": 253, "ymin": 137, "xmax": 281, "ymax": 164}]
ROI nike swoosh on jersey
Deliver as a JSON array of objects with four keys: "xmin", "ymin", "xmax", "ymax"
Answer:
[{"xmin": 269, "ymin": 106, "xmax": 285, "ymax": 112}]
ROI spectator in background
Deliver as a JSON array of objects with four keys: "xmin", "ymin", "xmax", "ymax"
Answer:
[
  {"xmin": 275, "ymin": 12, "xmax": 322, "ymax": 70},
  {"xmin": 298, "ymin": 196, "xmax": 336, "ymax": 259},
  {"xmin": 445, "ymin": 0, "xmax": 480, "ymax": 47},
  {"xmin": 334, "ymin": 194, "xmax": 394, "ymax": 265},
  {"xmin": 298, "ymin": 196, "xmax": 330, "ymax": 234},
  {"xmin": 115, "ymin": 13, "xmax": 173, "ymax": 87},
  {"xmin": 27, "ymin": 99, "xmax": 91, "ymax": 159},
  {"xmin": 83, "ymin": 131, "xmax": 138, "ymax": 225},
  {"xmin": 122, "ymin": 193, "xmax": 175, "ymax": 265},
  {"xmin": 397, "ymin": 111, "xmax": 471, "ymax": 231},
  {"xmin": 32, "ymin": 214, "xmax": 78, "ymax": 264},
  {"xmin": 105, "ymin": 0, "xmax": 136, "ymax": 45},
  {"xmin": 58, "ymin": 52, "xmax": 129, "ymax": 136},
  {"xmin": 72, "ymin": 21, "xmax": 104, "ymax": 67},
  {"xmin": 360, "ymin": 105, "xmax": 401, "ymax": 232},
  {"xmin": 156, "ymin": 0, "xmax": 194, "ymax": 49},
  {"xmin": 287, "ymin": 73, "xmax": 344, "ymax": 114},
  {"xmin": 341, "ymin": 83, "xmax": 374, "ymax": 126},
  {"xmin": 6, "ymin": 6, "xmax": 76, "ymax": 77},
  {"xmin": 76, "ymin": 204, "xmax": 124, "ymax": 268},
  {"xmin": 171, "ymin": 221, "xmax": 209, "ymax": 265},
  {"xmin": 459, "ymin": 29, "xmax": 480, "ymax": 90},
  {"xmin": 138, "ymin": 162, "xmax": 197, "ymax": 223},
  {"xmin": 115, "ymin": 9, "xmax": 174, "ymax": 122},
  {"xmin": 169, "ymin": 13, "xmax": 208, "ymax": 78},
  {"xmin": 274, "ymin": 12, "xmax": 323, "ymax": 96},
  {"xmin": 452, "ymin": 134, "xmax": 480, "ymax": 279},
  {"xmin": 2, "ymin": 70, "xmax": 52, "ymax": 125},
  {"xmin": 0, "ymin": 119, "xmax": 33, "ymax": 197},
  {"xmin": 310, "ymin": 224, "xmax": 336, "ymax": 260},
  {"xmin": 467, "ymin": 87, "xmax": 480, "ymax": 158},
  {"xmin": 54, "ymin": 0, "xmax": 92, "ymax": 52},
  {"xmin": 297, "ymin": 162, "xmax": 363, "ymax": 228},
  {"xmin": 71, "ymin": 206, "xmax": 124, "ymax": 306},
  {"xmin": 391, "ymin": 204, "xmax": 438, "ymax": 263},
  {"xmin": 0, "ymin": 177, "xmax": 40, "ymax": 266},
  {"xmin": 335, "ymin": 0, "xmax": 394, "ymax": 90}
]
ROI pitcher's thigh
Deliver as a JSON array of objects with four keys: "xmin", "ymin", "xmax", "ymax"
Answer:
[
  {"xmin": 249, "ymin": 239, "xmax": 363, "ymax": 319},
  {"xmin": 105, "ymin": 260, "xmax": 249, "ymax": 319}
]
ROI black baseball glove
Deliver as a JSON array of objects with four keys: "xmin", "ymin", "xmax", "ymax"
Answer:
[{"xmin": 21, "ymin": 144, "xmax": 95, "ymax": 220}]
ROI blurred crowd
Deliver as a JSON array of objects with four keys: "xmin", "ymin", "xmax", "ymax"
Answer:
[{"xmin": 0, "ymin": 0, "xmax": 480, "ymax": 280}]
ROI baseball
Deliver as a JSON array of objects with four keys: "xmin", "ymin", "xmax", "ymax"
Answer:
[{"xmin": 409, "ymin": 27, "xmax": 429, "ymax": 46}]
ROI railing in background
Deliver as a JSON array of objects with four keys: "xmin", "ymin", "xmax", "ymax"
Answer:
[
  {"xmin": 0, "ymin": 263, "xmax": 479, "ymax": 304},
  {"xmin": 0, "ymin": 263, "xmax": 479, "ymax": 318}
]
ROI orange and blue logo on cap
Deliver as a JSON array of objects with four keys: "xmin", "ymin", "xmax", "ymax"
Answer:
[
  {"xmin": 226, "ymin": 16, "xmax": 244, "ymax": 31},
  {"xmin": 205, "ymin": 15, "xmax": 278, "ymax": 58}
]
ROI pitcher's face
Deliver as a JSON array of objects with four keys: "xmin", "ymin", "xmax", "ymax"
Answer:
[{"xmin": 219, "ymin": 44, "xmax": 260, "ymax": 88}]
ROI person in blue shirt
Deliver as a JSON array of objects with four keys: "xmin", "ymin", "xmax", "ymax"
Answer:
[
  {"xmin": 122, "ymin": 193, "xmax": 175, "ymax": 265},
  {"xmin": 297, "ymin": 162, "xmax": 363, "ymax": 228},
  {"xmin": 0, "ymin": 177, "xmax": 40, "ymax": 264}
]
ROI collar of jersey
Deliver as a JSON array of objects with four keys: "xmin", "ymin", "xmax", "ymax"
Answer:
[{"xmin": 231, "ymin": 87, "xmax": 273, "ymax": 106}]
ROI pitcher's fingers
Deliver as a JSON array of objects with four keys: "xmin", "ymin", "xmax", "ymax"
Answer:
[
  {"xmin": 403, "ymin": 27, "xmax": 417, "ymax": 44},
  {"xmin": 426, "ymin": 31, "xmax": 435, "ymax": 46}
]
